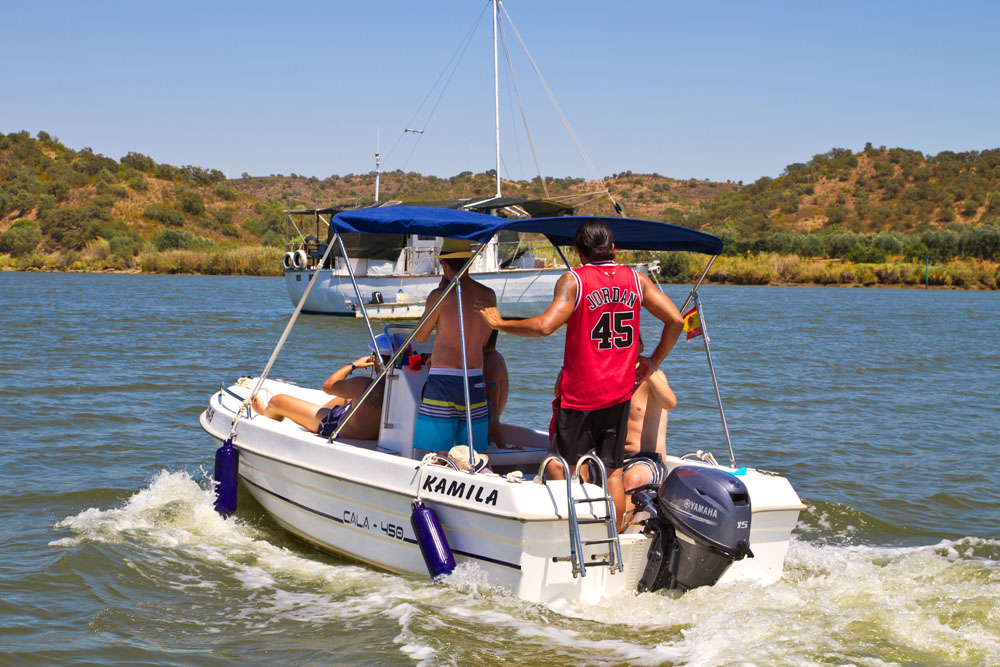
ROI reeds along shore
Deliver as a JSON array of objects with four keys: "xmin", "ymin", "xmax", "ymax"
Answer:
[
  {"xmin": 700, "ymin": 253, "xmax": 999, "ymax": 289},
  {"xmin": 0, "ymin": 241, "xmax": 284, "ymax": 276},
  {"xmin": 0, "ymin": 246, "xmax": 997, "ymax": 289}
]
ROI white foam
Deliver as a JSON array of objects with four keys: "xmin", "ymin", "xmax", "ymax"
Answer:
[{"xmin": 49, "ymin": 472, "xmax": 1000, "ymax": 664}]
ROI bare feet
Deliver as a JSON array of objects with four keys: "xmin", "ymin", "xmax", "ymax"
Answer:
[{"xmin": 251, "ymin": 393, "xmax": 281, "ymax": 421}]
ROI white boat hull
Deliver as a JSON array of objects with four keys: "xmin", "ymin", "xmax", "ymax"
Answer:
[
  {"xmin": 202, "ymin": 377, "xmax": 804, "ymax": 606},
  {"xmin": 284, "ymin": 267, "xmax": 564, "ymax": 318}
]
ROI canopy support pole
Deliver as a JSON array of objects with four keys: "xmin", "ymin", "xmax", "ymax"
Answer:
[
  {"xmin": 693, "ymin": 292, "xmax": 735, "ymax": 468},
  {"xmin": 554, "ymin": 245, "xmax": 573, "ymax": 270},
  {"xmin": 454, "ymin": 278, "xmax": 477, "ymax": 473},
  {"xmin": 332, "ymin": 222, "xmax": 384, "ymax": 374},
  {"xmin": 227, "ymin": 223, "xmax": 341, "ymax": 440},
  {"xmin": 678, "ymin": 255, "xmax": 716, "ymax": 314}
]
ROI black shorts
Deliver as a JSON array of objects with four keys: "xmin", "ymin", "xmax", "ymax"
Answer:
[{"xmin": 550, "ymin": 397, "xmax": 630, "ymax": 471}]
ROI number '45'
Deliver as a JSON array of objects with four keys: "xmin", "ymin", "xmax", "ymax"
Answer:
[{"xmin": 591, "ymin": 312, "xmax": 634, "ymax": 350}]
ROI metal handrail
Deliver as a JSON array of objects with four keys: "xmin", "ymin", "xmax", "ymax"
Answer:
[
  {"xmin": 575, "ymin": 452, "xmax": 624, "ymax": 574},
  {"xmin": 538, "ymin": 454, "xmax": 584, "ymax": 577}
]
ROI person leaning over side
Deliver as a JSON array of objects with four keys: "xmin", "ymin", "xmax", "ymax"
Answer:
[{"xmin": 475, "ymin": 220, "xmax": 684, "ymax": 527}]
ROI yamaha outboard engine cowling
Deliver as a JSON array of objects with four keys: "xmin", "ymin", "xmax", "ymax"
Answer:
[{"xmin": 638, "ymin": 466, "xmax": 752, "ymax": 593}]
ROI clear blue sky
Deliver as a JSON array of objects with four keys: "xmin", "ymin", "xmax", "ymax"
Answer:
[{"xmin": 4, "ymin": 1, "xmax": 998, "ymax": 186}]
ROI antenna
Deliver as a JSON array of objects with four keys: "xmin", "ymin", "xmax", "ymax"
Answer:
[{"xmin": 375, "ymin": 128, "xmax": 381, "ymax": 203}]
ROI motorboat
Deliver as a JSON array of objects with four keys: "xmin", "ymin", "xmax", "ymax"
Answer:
[{"xmin": 200, "ymin": 205, "xmax": 805, "ymax": 607}]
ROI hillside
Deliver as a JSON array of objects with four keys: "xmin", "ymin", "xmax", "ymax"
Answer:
[
  {"xmin": 233, "ymin": 169, "xmax": 737, "ymax": 221},
  {"xmin": 0, "ymin": 130, "xmax": 735, "ymax": 268},
  {"xmin": 684, "ymin": 145, "xmax": 1000, "ymax": 261},
  {"xmin": 1, "ymin": 130, "xmax": 997, "ymax": 280}
]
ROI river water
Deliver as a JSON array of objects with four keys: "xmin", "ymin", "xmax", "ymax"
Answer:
[{"xmin": 1, "ymin": 272, "xmax": 998, "ymax": 666}]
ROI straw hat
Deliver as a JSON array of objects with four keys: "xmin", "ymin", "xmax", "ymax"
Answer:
[
  {"xmin": 448, "ymin": 445, "xmax": 489, "ymax": 473},
  {"xmin": 437, "ymin": 238, "xmax": 474, "ymax": 259}
]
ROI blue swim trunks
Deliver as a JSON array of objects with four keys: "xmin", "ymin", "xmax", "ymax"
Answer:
[
  {"xmin": 414, "ymin": 369, "xmax": 490, "ymax": 453},
  {"xmin": 317, "ymin": 401, "xmax": 350, "ymax": 437}
]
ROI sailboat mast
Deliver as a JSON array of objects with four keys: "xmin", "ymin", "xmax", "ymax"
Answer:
[{"xmin": 492, "ymin": 0, "xmax": 501, "ymax": 198}]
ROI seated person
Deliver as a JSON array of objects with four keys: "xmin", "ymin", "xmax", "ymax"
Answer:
[
  {"xmin": 413, "ymin": 239, "xmax": 497, "ymax": 456},
  {"xmin": 251, "ymin": 354, "xmax": 384, "ymax": 440},
  {"xmin": 482, "ymin": 329, "xmax": 513, "ymax": 449},
  {"xmin": 621, "ymin": 334, "xmax": 677, "ymax": 527}
]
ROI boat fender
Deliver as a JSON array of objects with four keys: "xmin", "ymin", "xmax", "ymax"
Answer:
[
  {"xmin": 213, "ymin": 437, "xmax": 239, "ymax": 518},
  {"xmin": 410, "ymin": 499, "xmax": 455, "ymax": 578},
  {"xmin": 282, "ymin": 252, "xmax": 294, "ymax": 270},
  {"xmin": 291, "ymin": 249, "xmax": 308, "ymax": 270}
]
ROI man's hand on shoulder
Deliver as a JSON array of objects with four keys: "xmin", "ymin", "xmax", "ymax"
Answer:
[
  {"xmin": 474, "ymin": 298, "xmax": 502, "ymax": 328},
  {"xmin": 635, "ymin": 355, "xmax": 655, "ymax": 386}
]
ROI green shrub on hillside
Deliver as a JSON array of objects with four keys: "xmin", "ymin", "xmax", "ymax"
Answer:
[
  {"xmin": 793, "ymin": 235, "xmax": 825, "ymax": 258},
  {"xmin": 143, "ymin": 203, "xmax": 184, "ymax": 227},
  {"xmin": 845, "ymin": 245, "xmax": 886, "ymax": 263},
  {"xmin": 259, "ymin": 230, "xmax": 284, "ymax": 247},
  {"xmin": 177, "ymin": 191, "xmax": 205, "ymax": 215},
  {"xmin": 0, "ymin": 219, "xmax": 42, "ymax": 257},
  {"xmin": 121, "ymin": 152, "xmax": 157, "ymax": 173},
  {"xmin": 74, "ymin": 148, "xmax": 118, "ymax": 177},
  {"xmin": 656, "ymin": 252, "xmax": 695, "ymax": 283},
  {"xmin": 152, "ymin": 229, "xmax": 211, "ymax": 251},
  {"xmin": 245, "ymin": 204, "xmax": 283, "ymax": 240},
  {"xmin": 214, "ymin": 182, "xmax": 238, "ymax": 201},
  {"xmin": 39, "ymin": 207, "xmax": 86, "ymax": 247},
  {"xmin": 109, "ymin": 235, "xmax": 139, "ymax": 258}
]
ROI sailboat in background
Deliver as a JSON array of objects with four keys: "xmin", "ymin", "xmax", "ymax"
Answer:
[{"xmin": 279, "ymin": 0, "xmax": 629, "ymax": 318}]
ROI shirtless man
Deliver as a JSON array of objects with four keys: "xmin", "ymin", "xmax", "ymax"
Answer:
[
  {"xmin": 251, "ymin": 354, "xmax": 384, "ymax": 440},
  {"xmin": 621, "ymin": 334, "xmax": 677, "ymax": 525},
  {"xmin": 413, "ymin": 238, "xmax": 498, "ymax": 455}
]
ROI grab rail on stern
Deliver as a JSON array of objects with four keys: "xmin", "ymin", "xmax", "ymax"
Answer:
[{"xmin": 537, "ymin": 454, "xmax": 623, "ymax": 578}]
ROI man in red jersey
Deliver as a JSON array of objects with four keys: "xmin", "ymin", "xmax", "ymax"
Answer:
[{"xmin": 475, "ymin": 221, "xmax": 683, "ymax": 526}]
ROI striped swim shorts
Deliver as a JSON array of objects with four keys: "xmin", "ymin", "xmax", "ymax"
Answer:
[{"xmin": 414, "ymin": 368, "xmax": 490, "ymax": 453}]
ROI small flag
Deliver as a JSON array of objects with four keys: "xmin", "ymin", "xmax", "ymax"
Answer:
[{"xmin": 682, "ymin": 307, "xmax": 703, "ymax": 341}]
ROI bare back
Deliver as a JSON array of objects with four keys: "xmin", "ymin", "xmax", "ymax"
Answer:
[
  {"xmin": 624, "ymin": 369, "xmax": 675, "ymax": 457},
  {"xmin": 417, "ymin": 276, "xmax": 496, "ymax": 369}
]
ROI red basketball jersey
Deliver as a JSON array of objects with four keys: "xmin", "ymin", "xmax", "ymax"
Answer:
[{"xmin": 558, "ymin": 261, "xmax": 642, "ymax": 410}]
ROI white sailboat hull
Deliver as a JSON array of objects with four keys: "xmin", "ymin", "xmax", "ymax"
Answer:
[{"xmin": 284, "ymin": 267, "xmax": 564, "ymax": 318}]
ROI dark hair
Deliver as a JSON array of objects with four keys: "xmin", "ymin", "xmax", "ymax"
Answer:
[
  {"xmin": 442, "ymin": 257, "xmax": 467, "ymax": 272},
  {"xmin": 574, "ymin": 220, "xmax": 614, "ymax": 262}
]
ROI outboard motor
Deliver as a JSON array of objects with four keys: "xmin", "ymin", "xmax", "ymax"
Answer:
[{"xmin": 637, "ymin": 466, "xmax": 752, "ymax": 594}]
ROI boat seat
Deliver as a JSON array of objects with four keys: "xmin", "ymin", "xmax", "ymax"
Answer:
[{"xmin": 484, "ymin": 446, "xmax": 548, "ymax": 466}]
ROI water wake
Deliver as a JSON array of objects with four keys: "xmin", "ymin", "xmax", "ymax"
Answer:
[{"xmin": 51, "ymin": 471, "xmax": 1000, "ymax": 666}]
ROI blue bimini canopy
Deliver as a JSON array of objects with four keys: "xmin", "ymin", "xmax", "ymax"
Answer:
[
  {"xmin": 331, "ymin": 206, "xmax": 507, "ymax": 243},
  {"xmin": 331, "ymin": 205, "xmax": 723, "ymax": 255}
]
